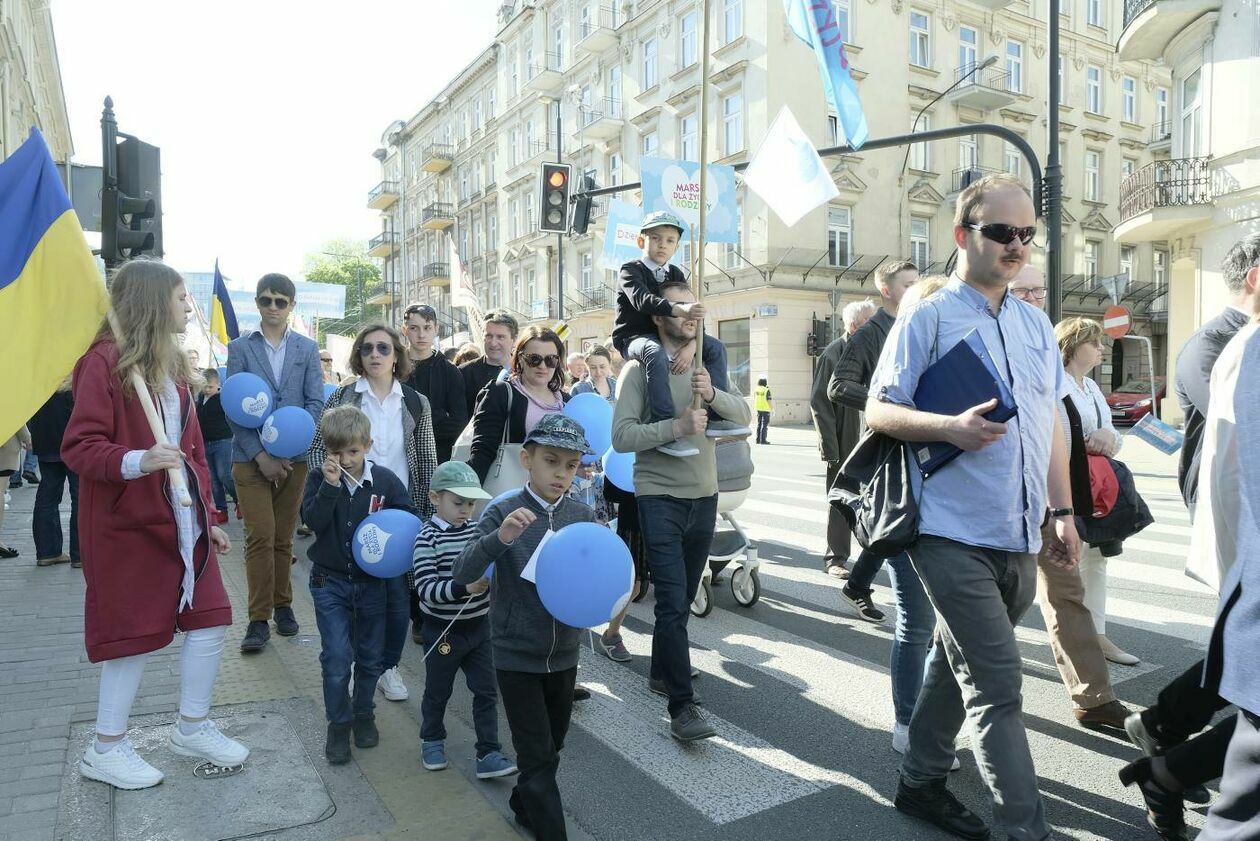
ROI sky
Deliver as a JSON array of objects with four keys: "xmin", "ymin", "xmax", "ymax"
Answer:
[{"xmin": 52, "ymin": 0, "xmax": 503, "ymax": 287}]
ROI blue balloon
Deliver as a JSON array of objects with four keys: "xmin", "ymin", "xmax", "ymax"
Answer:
[
  {"xmin": 353, "ymin": 509, "xmax": 424, "ymax": 578},
  {"xmin": 260, "ymin": 406, "xmax": 317, "ymax": 459},
  {"xmin": 221, "ymin": 373, "xmax": 273, "ymax": 429},
  {"xmin": 564, "ymin": 393, "xmax": 613, "ymax": 456},
  {"xmin": 217, "ymin": 366, "xmax": 228, "ymax": 383},
  {"xmin": 323, "ymin": 382, "xmax": 337, "ymax": 403},
  {"xmin": 484, "ymin": 562, "xmax": 496, "ymax": 579},
  {"xmin": 535, "ymin": 522, "xmax": 634, "ymax": 628},
  {"xmin": 486, "ymin": 487, "xmax": 522, "ymax": 511},
  {"xmin": 602, "ymin": 446, "xmax": 635, "ymax": 493}
]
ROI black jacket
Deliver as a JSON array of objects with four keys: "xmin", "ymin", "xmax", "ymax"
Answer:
[
  {"xmin": 195, "ymin": 394, "xmax": 233, "ymax": 443},
  {"xmin": 300, "ymin": 462, "xmax": 415, "ymax": 579},
  {"xmin": 406, "ymin": 352, "xmax": 469, "ymax": 463},
  {"xmin": 809, "ymin": 335, "xmax": 850, "ymax": 463},
  {"xmin": 460, "ymin": 358, "xmax": 503, "ymax": 420},
  {"xmin": 828, "ymin": 308, "xmax": 896, "ymax": 411},
  {"xmin": 467, "ymin": 380, "xmax": 569, "ymax": 483},
  {"xmin": 1175, "ymin": 306, "xmax": 1248, "ymax": 506},
  {"xmin": 612, "ymin": 260, "xmax": 686, "ymax": 354},
  {"xmin": 28, "ymin": 391, "xmax": 74, "ymax": 460}
]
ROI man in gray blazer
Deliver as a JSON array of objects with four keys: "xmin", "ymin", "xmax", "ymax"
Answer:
[{"xmin": 227, "ymin": 274, "xmax": 325, "ymax": 653}]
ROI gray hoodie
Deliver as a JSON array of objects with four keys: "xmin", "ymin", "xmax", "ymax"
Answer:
[{"xmin": 452, "ymin": 487, "xmax": 595, "ymax": 674}]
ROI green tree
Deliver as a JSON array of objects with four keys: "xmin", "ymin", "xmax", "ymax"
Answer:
[{"xmin": 302, "ymin": 239, "xmax": 382, "ymax": 341}]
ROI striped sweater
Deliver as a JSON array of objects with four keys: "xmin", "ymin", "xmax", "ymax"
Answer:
[{"xmin": 413, "ymin": 518, "xmax": 490, "ymax": 621}]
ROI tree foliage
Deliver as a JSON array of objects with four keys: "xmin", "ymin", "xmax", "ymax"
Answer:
[{"xmin": 302, "ymin": 238, "xmax": 381, "ymax": 339}]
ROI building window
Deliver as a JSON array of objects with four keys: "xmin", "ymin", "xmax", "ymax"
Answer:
[
  {"xmin": 828, "ymin": 114, "xmax": 839, "ymax": 145},
  {"xmin": 1006, "ymin": 40, "xmax": 1023, "ymax": 93},
  {"xmin": 643, "ymin": 38, "xmax": 658, "ymax": 89},
  {"xmin": 1154, "ymin": 250, "xmax": 1167, "ymax": 292},
  {"xmin": 488, "ymin": 213, "xmax": 497, "ymax": 249},
  {"xmin": 581, "ymin": 253, "xmax": 593, "ymax": 290},
  {"xmin": 827, "ymin": 206, "xmax": 852, "ymax": 267},
  {"xmin": 1122, "ymin": 77, "xmax": 1137, "ymax": 122},
  {"xmin": 1181, "ymin": 69, "xmax": 1203, "ymax": 157},
  {"xmin": 1155, "ymin": 86, "xmax": 1168, "ymax": 128},
  {"xmin": 1121, "ymin": 157, "xmax": 1136, "ymax": 180},
  {"xmin": 1058, "ymin": 55, "xmax": 1066, "ymax": 98},
  {"xmin": 1087, "ymin": 0, "xmax": 1103, "ymax": 27},
  {"xmin": 1004, "ymin": 142, "xmax": 1022, "ymax": 176},
  {"xmin": 509, "ymin": 198, "xmax": 520, "ymax": 240},
  {"xmin": 679, "ymin": 239, "xmax": 694, "ymax": 274},
  {"xmin": 680, "ymin": 113, "xmax": 698, "ymax": 161},
  {"xmin": 723, "ymin": 200, "xmax": 743, "ymax": 269},
  {"xmin": 909, "ymin": 11, "xmax": 931, "ymax": 68},
  {"xmin": 910, "ymin": 217, "xmax": 930, "ymax": 268},
  {"xmin": 527, "ymin": 268, "xmax": 538, "ymax": 306},
  {"xmin": 959, "ymin": 25, "xmax": 978, "ymax": 73},
  {"xmin": 959, "ymin": 134, "xmax": 978, "ymax": 171},
  {"xmin": 552, "ymin": 18, "xmax": 564, "ymax": 67},
  {"xmin": 488, "ymin": 87, "xmax": 497, "ymax": 118},
  {"xmin": 910, "ymin": 114, "xmax": 930, "ymax": 171},
  {"xmin": 833, "ymin": 0, "xmax": 851, "ymax": 43},
  {"xmin": 509, "ymin": 127, "xmax": 520, "ymax": 166},
  {"xmin": 606, "ymin": 64, "xmax": 622, "ymax": 107},
  {"xmin": 681, "ymin": 12, "xmax": 698, "ymax": 67},
  {"xmin": 1119, "ymin": 246, "xmax": 1134, "ymax": 279},
  {"xmin": 723, "ymin": 93, "xmax": 744, "ymax": 155},
  {"xmin": 719, "ymin": 318, "xmax": 750, "ymax": 395},
  {"xmin": 474, "ymin": 98, "xmax": 483, "ymax": 130},
  {"xmin": 1084, "ymin": 150, "xmax": 1101, "ymax": 200},
  {"xmin": 511, "ymin": 272, "xmax": 522, "ymax": 309},
  {"xmin": 509, "ymin": 54, "xmax": 519, "ymax": 98},
  {"xmin": 474, "ymin": 217, "xmax": 484, "ymax": 254},
  {"xmin": 1086, "ymin": 65, "xmax": 1102, "ymax": 114},
  {"xmin": 525, "ymin": 192, "xmax": 535, "ymax": 234},
  {"xmin": 723, "ymin": 0, "xmax": 743, "ymax": 44},
  {"xmin": 1084, "ymin": 240, "xmax": 1100, "ymax": 284},
  {"xmin": 642, "ymin": 130, "xmax": 658, "ymax": 158},
  {"xmin": 608, "ymin": 151, "xmax": 621, "ymax": 186}
]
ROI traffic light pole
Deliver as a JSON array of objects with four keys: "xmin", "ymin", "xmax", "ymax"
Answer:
[{"xmin": 1045, "ymin": 0, "xmax": 1065, "ymax": 323}]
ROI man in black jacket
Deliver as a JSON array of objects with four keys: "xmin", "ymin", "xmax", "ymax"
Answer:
[
  {"xmin": 459, "ymin": 309, "xmax": 519, "ymax": 419},
  {"xmin": 403, "ymin": 304, "xmax": 470, "ymax": 463},
  {"xmin": 827, "ymin": 261, "xmax": 918, "ymax": 620}
]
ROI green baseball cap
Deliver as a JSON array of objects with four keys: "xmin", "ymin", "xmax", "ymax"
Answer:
[
  {"xmin": 640, "ymin": 210, "xmax": 686, "ymax": 234},
  {"xmin": 430, "ymin": 461, "xmax": 492, "ymax": 500}
]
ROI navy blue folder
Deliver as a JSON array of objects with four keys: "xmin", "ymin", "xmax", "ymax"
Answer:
[{"xmin": 911, "ymin": 328, "xmax": 1018, "ymax": 478}]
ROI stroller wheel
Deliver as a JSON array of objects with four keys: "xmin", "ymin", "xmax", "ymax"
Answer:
[
  {"xmin": 731, "ymin": 567, "xmax": 761, "ymax": 607},
  {"xmin": 690, "ymin": 579, "xmax": 714, "ymax": 618}
]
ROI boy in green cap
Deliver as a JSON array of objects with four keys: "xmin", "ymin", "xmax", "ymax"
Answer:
[{"xmin": 612, "ymin": 210, "xmax": 750, "ymax": 457}]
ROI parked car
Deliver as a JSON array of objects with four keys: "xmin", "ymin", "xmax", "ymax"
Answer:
[{"xmin": 1106, "ymin": 376, "xmax": 1166, "ymax": 425}]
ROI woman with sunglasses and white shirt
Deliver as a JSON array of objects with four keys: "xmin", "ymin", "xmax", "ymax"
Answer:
[{"xmin": 308, "ymin": 323, "xmax": 437, "ymax": 703}]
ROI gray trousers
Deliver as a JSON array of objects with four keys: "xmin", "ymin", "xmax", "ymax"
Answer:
[
  {"xmin": 902, "ymin": 535, "xmax": 1049, "ymax": 841},
  {"xmin": 1199, "ymin": 709, "xmax": 1260, "ymax": 841}
]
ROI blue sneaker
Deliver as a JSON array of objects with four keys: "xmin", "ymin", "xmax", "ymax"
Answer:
[
  {"xmin": 421, "ymin": 740, "xmax": 448, "ymax": 771},
  {"xmin": 475, "ymin": 750, "xmax": 518, "ymax": 780}
]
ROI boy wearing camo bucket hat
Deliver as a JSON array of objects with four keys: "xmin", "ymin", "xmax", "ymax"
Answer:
[{"xmin": 610, "ymin": 210, "xmax": 751, "ymax": 458}]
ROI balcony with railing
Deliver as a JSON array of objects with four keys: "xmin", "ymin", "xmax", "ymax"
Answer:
[
  {"xmin": 364, "ymin": 283, "xmax": 394, "ymax": 306},
  {"xmin": 421, "ymin": 202, "xmax": 455, "ymax": 231},
  {"xmin": 509, "ymin": 140, "xmax": 555, "ymax": 177},
  {"xmin": 948, "ymin": 165, "xmax": 1003, "ymax": 198},
  {"xmin": 567, "ymin": 285, "xmax": 615, "ymax": 314},
  {"xmin": 577, "ymin": 7, "xmax": 621, "ymax": 54},
  {"xmin": 947, "ymin": 65, "xmax": 1018, "ymax": 110},
  {"xmin": 420, "ymin": 143, "xmax": 454, "ymax": 173},
  {"xmin": 529, "ymin": 296, "xmax": 560, "ymax": 322},
  {"xmin": 422, "ymin": 262, "xmax": 451, "ymax": 288},
  {"xmin": 367, "ymin": 180, "xmax": 399, "ymax": 210},
  {"xmin": 1119, "ymin": 0, "xmax": 1222, "ymax": 62},
  {"xmin": 1115, "ymin": 156, "xmax": 1214, "ymax": 243},
  {"xmin": 367, "ymin": 231, "xmax": 397, "ymax": 258},
  {"xmin": 1149, "ymin": 119, "xmax": 1172, "ymax": 152},
  {"xmin": 524, "ymin": 51, "xmax": 565, "ymax": 95},
  {"xmin": 577, "ymin": 97, "xmax": 625, "ymax": 141}
]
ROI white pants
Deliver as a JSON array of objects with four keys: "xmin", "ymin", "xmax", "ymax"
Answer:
[
  {"xmin": 1079, "ymin": 547, "xmax": 1108, "ymax": 635},
  {"xmin": 95, "ymin": 626, "xmax": 227, "ymax": 737}
]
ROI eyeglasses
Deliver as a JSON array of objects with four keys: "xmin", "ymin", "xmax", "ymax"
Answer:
[
  {"xmin": 1013, "ymin": 286, "xmax": 1048, "ymax": 300},
  {"xmin": 257, "ymin": 296, "xmax": 291, "ymax": 310},
  {"xmin": 521, "ymin": 353, "xmax": 560, "ymax": 369},
  {"xmin": 963, "ymin": 223, "xmax": 1037, "ymax": 246},
  {"xmin": 358, "ymin": 342, "xmax": 394, "ymax": 357}
]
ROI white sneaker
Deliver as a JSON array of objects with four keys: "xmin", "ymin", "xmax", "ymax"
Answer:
[
  {"xmin": 79, "ymin": 739, "xmax": 164, "ymax": 790},
  {"xmin": 377, "ymin": 667, "xmax": 409, "ymax": 701},
  {"xmin": 656, "ymin": 440, "xmax": 700, "ymax": 458},
  {"xmin": 891, "ymin": 722, "xmax": 961, "ymax": 771},
  {"xmin": 169, "ymin": 720, "xmax": 250, "ymax": 766}
]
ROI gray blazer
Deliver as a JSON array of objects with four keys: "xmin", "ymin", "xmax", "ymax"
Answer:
[{"xmin": 226, "ymin": 330, "xmax": 324, "ymax": 463}]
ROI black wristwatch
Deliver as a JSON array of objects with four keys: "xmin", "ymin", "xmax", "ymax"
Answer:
[{"xmin": 1048, "ymin": 507, "xmax": 1074, "ymax": 518}]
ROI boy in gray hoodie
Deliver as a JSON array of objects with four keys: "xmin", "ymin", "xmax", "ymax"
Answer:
[{"xmin": 453, "ymin": 413, "xmax": 595, "ymax": 840}]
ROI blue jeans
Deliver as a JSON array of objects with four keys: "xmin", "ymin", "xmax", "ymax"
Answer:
[
  {"xmin": 885, "ymin": 552, "xmax": 935, "ymax": 725},
  {"xmin": 309, "ymin": 569, "xmax": 388, "ymax": 725},
  {"xmin": 626, "ymin": 333, "xmax": 730, "ymax": 424},
  {"xmin": 420, "ymin": 616, "xmax": 500, "ymax": 756},
  {"xmin": 33, "ymin": 460, "xmax": 78, "ymax": 562},
  {"xmin": 847, "ymin": 548, "xmax": 886, "ymax": 592},
  {"xmin": 382, "ymin": 574, "xmax": 411, "ymax": 671},
  {"xmin": 637, "ymin": 494, "xmax": 718, "ymax": 717},
  {"xmin": 203, "ymin": 439, "xmax": 236, "ymax": 512}
]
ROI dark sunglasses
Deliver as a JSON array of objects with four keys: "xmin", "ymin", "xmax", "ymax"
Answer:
[
  {"xmin": 358, "ymin": 342, "xmax": 394, "ymax": 357},
  {"xmin": 405, "ymin": 304, "xmax": 437, "ymax": 319},
  {"xmin": 521, "ymin": 353, "xmax": 560, "ymax": 369},
  {"xmin": 257, "ymin": 295, "xmax": 291, "ymax": 310},
  {"xmin": 963, "ymin": 223, "xmax": 1037, "ymax": 246}
]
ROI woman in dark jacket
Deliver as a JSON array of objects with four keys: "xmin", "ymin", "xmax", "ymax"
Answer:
[{"xmin": 30, "ymin": 382, "xmax": 80, "ymax": 567}]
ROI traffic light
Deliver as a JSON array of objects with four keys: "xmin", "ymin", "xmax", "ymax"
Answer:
[
  {"xmin": 100, "ymin": 98, "xmax": 162, "ymax": 268},
  {"xmin": 570, "ymin": 174, "xmax": 597, "ymax": 235},
  {"xmin": 539, "ymin": 162, "xmax": 572, "ymax": 235}
]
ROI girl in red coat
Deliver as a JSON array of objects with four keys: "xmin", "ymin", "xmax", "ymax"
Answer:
[{"xmin": 62, "ymin": 260, "xmax": 248, "ymax": 790}]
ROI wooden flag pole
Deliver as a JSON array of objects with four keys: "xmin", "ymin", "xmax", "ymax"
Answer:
[
  {"xmin": 106, "ymin": 310, "xmax": 194, "ymax": 508},
  {"xmin": 692, "ymin": 0, "xmax": 714, "ymax": 411},
  {"xmin": 189, "ymin": 295, "xmax": 221, "ymax": 369}
]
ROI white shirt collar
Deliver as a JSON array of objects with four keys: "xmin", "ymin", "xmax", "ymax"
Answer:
[
  {"xmin": 524, "ymin": 482, "xmax": 561, "ymax": 512},
  {"xmin": 641, "ymin": 255, "xmax": 664, "ymax": 274},
  {"xmin": 354, "ymin": 377, "xmax": 402, "ymax": 400},
  {"xmin": 344, "ymin": 460, "xmax": 374, "ymax": 496},
  {"xmin": 260, "ymin": 327, "xmax": 290, "ymax": 351},
  {"xmin": 430, "ymin": 515, "xmax": 460, "ymax": 531}
]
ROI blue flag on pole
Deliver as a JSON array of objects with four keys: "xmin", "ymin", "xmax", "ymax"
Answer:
[{"xmin": 784, "ymin": 0, "xmax": 868, "ymax": 150}]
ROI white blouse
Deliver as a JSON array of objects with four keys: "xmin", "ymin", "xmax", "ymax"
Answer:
[{"xmin": 1057, "ymin": 372, "xmax": 1121, "ymax": 455}]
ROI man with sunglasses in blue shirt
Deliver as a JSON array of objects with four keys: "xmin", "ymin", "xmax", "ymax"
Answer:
[{"xmin": 867, "ymin": 174, "xmax": 1080, "ymax": 841}]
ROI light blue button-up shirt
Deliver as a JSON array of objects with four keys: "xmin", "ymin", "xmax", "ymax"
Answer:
[
  {"xmin": 260, "ymin": 328, "xmax": 290, "ymax": 383},
  {"xmin": 870, "ymin": 277, "xmax": 1068, "ymax": 554}
]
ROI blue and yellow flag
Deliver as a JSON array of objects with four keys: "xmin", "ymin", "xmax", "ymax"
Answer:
[
  {"xmin": 0, "ymin": 129, "xmax": 109, "ymax": 443},
  {"xmin": 209, "ymin": 259, "xmax": 238, "ymax": 345}
]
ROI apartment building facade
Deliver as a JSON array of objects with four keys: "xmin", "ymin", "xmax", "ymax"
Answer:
[
  {"xmin": 369, "ymin": 0, "xmax": 1169, "ymax": 422},
  {"xmin": 1, "ymin": 0, "xmax": 72, "ymax": 164}
]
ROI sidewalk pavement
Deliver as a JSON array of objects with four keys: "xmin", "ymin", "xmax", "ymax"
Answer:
[{"xmin": 0, "ymin": 480, "xmax": 525, "ymax": 841}]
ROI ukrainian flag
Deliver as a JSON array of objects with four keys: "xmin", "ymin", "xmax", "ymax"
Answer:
[
  {"xmin": 0, "ymin": 129, "xmax": 108, "ymax": 443},
  {"xmin": 209, "ymin": 259, "xmax": 238, "ymax": 344}
]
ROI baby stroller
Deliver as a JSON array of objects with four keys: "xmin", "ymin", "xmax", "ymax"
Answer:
[{"xmin": 690, "ymin": 438, "xmax": 760, "ymax": 617}]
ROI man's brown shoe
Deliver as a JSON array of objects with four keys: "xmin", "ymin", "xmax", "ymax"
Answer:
[{"xmin": 1075, "ymin": 699, "xmax": 1131, "ymax": 732}]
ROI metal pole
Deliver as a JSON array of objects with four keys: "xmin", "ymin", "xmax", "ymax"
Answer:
[
  {"xmin": 1046, "ymin": 0, "xmax": 1064, "ymax": 323},
  {"xmin": 692, "ymin": 0, "xmax": 714, "ymax": 408},
  {"xmin": 556, "ymin": 100, "xmax": 565, "ymax": 324}
]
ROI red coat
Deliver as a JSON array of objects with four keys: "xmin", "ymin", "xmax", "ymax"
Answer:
[{"xmin": 62, "ymin": 340, "xmax": 232, "ymax": 662}]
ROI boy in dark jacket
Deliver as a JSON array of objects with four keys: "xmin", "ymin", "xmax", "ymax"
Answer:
[
  {"xmin": 613, "ymin": 210, "xmax": 749, "ymax": 458},
  {"xmin": 300, "ymin": 406, "xmax": 415, "ymax": 765},
  {"xmin": 195, "ymin": 368, "xmax": 236, "ymax": 523},
  {"xmin": 453, "ymin": 414, "xmax": 596, "ymax": 840}
]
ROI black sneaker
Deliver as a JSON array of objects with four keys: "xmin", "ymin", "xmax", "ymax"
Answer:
[
  {"xmin": 352, "ymin": 715, "xmax": 379, "ymax": 748},
  {"xmin": 670, "ymin": 704, "xmax": 716, "ymax": 742},
  {"xmin": 649, "ymin": 677, "xmax": 702, "ymax": 705},
  {"xmin": 573, "ymin": 685, "xmax": 591, "ymax": 702},
  {"xmin": 325, "ymin": 723, "xmax": 351, "ymax": 764},
  {"xmin": 22, "ymin": 470, "xmax": 39, "ymax": 484},
  {"xmin": 1125, "ymin": 712, "xmax": 1211, "ymax": 806},
  {"xmin": 840, "ymin": 584, "xmax": 886, "ymax": 623},
  {"xmin": 273, "ymin": 606, "xmax": 299, "ymax": 636},
  {"xmin": 240, "ymin": 620, "xmax": 270, "ymax": 653},
  {"xmin": 894, "ymin": 776, "xmax": 990, "ymax": 840}
]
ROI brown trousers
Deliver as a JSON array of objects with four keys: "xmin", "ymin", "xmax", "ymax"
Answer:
[
  {"xmin": 233, "ymin": 461, "xmax": 308, "ymax": 622},
  {"xmin": 1035, "ymin": 527, "xmax": 1115, "ymax": 709}
]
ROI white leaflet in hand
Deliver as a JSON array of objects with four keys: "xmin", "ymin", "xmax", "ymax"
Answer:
[
  {"xmin": 742, "ymin": 105, "xmax": 838, "ymax": 227},
  {"xmin": 521, "ymin": 528, "xmax": 555, "ymax": 584}
]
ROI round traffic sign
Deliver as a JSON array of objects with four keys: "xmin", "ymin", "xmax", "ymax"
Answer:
[{"xmin": 1103, "ymin": 305, "xmax": 1131, "ymax": 339}]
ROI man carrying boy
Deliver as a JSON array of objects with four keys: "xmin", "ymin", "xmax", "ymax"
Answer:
[
  {"xmin": 453, "ymin": 414, "xmax": 596, "ymax": 840},
  {"xmin": 301, "ymin": 406, "xmax": 415, "ymax": 765},
  {"xmin": 228, "ymin": 274, "xmax": 325, "ymax": 652},
  {"xmin": 404, "ymin": 304, "xmax": 469, "ymax": 463},
  {"xmin": 196, "ymin": 368, "xmax": 237, "ymax": 524},
  {"xmin": 413, "ymin": 460, "xmax": 518, "ymax": 780},
  {"xmin": 613, "ymin": 280, "xmax": 753, "ymax": 742},
  {"xmin": 613, "ymin": 211, "xmax": 749, "ymax": 457}
]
